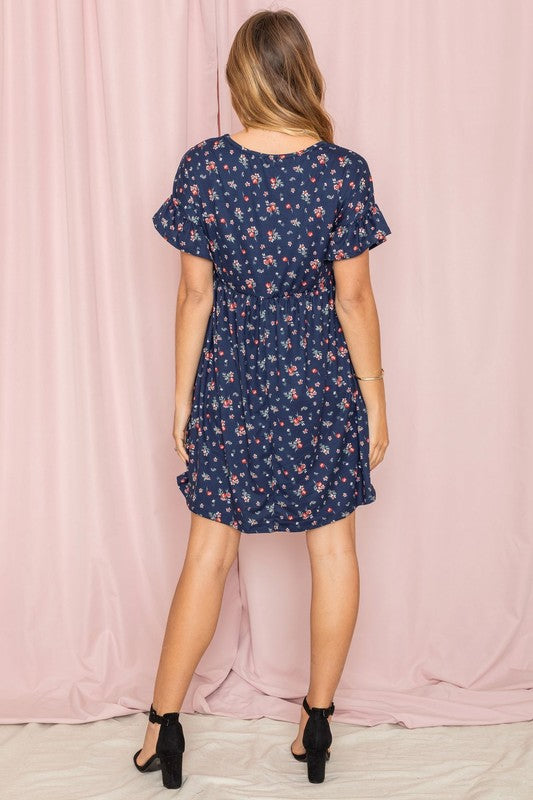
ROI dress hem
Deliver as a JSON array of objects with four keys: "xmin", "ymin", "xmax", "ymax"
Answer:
[{"xmin": 176, "ymin": 475, "xmax": 376, "ymax": 534}]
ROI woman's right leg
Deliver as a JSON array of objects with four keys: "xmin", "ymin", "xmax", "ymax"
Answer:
[
  {"xmin": 291, "ymin": 510, "xmax": 360, "ymax": 755},
  {"xmin": 136, "ymin": 511, "xmax": 241, "ymax": 765}
]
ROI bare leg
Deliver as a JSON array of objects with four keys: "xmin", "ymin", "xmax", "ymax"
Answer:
[
  {"xmin": 136, "ymin": 512, "xmax": 241, "ymax": 765},
  {"xmin": 291, "ymin": 510, "xmax": 360, "ymax": 756}
]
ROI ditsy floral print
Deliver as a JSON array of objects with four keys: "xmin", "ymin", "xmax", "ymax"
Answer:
[{"xmin": 153, "ymin": 133, "xmax": 391, "ymax": 533}]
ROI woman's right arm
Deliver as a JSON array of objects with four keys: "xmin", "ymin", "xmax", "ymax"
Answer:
[{"xmin": 173, "ymin": 253, "xmax": 214, "ymax": 464}]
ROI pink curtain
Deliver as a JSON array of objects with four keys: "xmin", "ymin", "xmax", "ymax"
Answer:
[{"xmin": 1, "ymin": 0, "xmax": 532, "ymax": 727}]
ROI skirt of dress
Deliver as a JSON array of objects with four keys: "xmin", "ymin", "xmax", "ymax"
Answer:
[{"xmin": 177, "ymin": 273, "xmax": 376, "ymax": 533}]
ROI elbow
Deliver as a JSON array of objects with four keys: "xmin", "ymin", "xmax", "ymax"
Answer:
[
  {"xmin": 335, "ymin": 288, "xmax": 374, "ymax": 314},
  {"xmin": 183, "ymin": 286, "xmax": 213, "ymax": 303},
  {"xmin": 177, "ymin": 275, "xmax": 213, "ymax": 305}
]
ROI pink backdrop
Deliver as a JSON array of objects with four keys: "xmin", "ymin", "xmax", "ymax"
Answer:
[{"xmin": 1, "ymin": 0, "xmax": 532, "ymax": 727}]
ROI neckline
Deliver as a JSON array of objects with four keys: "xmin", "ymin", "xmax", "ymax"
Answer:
[{"xmin": 224, "ymin": 132, "xmax": 324, "ymax": 158}]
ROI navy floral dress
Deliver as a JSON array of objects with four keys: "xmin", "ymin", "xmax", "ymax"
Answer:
[{"xmin": 153, "ymin": 133, "xmax": 391, "ymax": 533}]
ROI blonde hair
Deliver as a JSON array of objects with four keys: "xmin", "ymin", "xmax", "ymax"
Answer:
[{"xmin": 225, "ymin": 9, "xmax": 334, "ymax": 143}]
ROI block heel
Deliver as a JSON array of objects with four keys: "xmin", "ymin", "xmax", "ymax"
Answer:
[
  {"xmin": 160, "ymin": 752, "xmax": 183, "ymax": 789},
  {"xmin": 133, "ymin": 704, "xmax": 185, "ymax": 789},
  {"xmin": 305, "ymin": 745, "xmax": 328, "ymax": 783}
]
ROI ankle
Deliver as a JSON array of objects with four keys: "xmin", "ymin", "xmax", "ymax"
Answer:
[
  {"xmin": 305, "ymin": 695, "xmax": 334, "ymax": 709},
  {"xmin": 150, "ymin": 702, "xmax": 181, "ymax": 719}
]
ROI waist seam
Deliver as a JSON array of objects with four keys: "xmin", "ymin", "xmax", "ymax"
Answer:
[{"xmin": 214, "ymin": 277, "xmax": 333, "ymax": 300}]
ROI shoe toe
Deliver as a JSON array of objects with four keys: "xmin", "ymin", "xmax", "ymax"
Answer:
[
  {"xmin": 291, "ymin": 746, "xmax": 331, "ymax": 762},
  {"xmin": 291, "ymin": 746, "xmax": 307, "ymax": 761},
  {"xmin": 133, "ymin": 749, "xmax": 161, "ymax": 772}
]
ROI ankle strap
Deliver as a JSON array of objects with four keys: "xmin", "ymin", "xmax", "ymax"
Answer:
[
  {"xmin": 149, "ymin": 703, "xmax": 180, "ymax": 725},
  {"xmin": 303, "ymin": 695, "xmax": 335, "ymax": 718}
]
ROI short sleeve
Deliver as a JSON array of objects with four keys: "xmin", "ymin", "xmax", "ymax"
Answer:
[
  {"xmin": 152, "ymin": 149, "xmax": 212, "ymax": 259},
  {"xmin": 325, "ymin": 155, "xmax": 391, "ymax": 261}
]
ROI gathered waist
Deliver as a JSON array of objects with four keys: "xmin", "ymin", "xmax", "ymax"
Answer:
[{"xmin": 213, "ymin": 273, "xmax": 334, "ymax": 302}]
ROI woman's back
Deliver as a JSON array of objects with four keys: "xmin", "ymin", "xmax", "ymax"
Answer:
[{"xmin": 154, "ymin": 133, "xmax": 389, "ymax": 296}]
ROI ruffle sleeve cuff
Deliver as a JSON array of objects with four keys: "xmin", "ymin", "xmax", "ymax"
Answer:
[
  {"xmin": 152, "ymin": 196, "xmax": 212, "ymax": 260},
  {"xmin": 325, "ymin": 201, "xmax": 392, "ymax": 261}
]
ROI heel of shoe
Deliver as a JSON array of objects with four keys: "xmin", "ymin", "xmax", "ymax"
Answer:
[
  {"xmin": 301, "ymin": 695, "xmax": 334, "ymax": 784},
  {"xmin": 149, "ymin": 704, "xmax": 185, "ymax": 789},
  {"xmin": 306, "ymin": 746, "xmax": 327, "ymax": 783},
  {"xmin": 160, "ymin": 752, "xmax": 183, "ymax": 789}
]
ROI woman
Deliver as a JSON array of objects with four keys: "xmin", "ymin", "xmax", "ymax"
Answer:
[{"xmin": 134, "ymin": 8, "xmax": 391, "ymax": 789}]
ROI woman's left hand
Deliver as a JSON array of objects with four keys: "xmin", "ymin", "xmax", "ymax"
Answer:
[{"xmin": 173, "ymin": 399, "xmax": 192, "ymax": 464}]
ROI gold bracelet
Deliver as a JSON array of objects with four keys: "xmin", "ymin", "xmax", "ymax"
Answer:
[{"xmin": 355, "ymin": 367, "xmax": 384, "ymax": 381}]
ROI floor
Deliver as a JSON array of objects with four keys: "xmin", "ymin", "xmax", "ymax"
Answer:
[{"xmin": 1, "ymin": 711, "xmax": 531, "ymax": 798}]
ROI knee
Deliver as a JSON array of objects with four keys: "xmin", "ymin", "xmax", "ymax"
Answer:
[
  {"xmin": 186, "ymin": 521, "xmax": 240, "ymax": 573},
  {"xmin": 306, "ymin": 532, "xmax": 356, "ymax": 561},
  {"xmin": 185, "ymin": 543, "xmax": 238, "ymax": 575}
]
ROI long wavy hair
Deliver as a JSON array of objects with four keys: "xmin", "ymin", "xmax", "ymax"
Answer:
[{"xmin": 225, "ymin": 9, "xmax": 334, "ymax": 143}]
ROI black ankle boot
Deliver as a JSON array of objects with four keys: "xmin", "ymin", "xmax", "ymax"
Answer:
[
  {"xmin": 300, "ymin": 695, "xmax": 335, "ymax": 783},
  {"xmin": 133, "ymin": 704, "xmax": 185, "ymax": 789}
]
